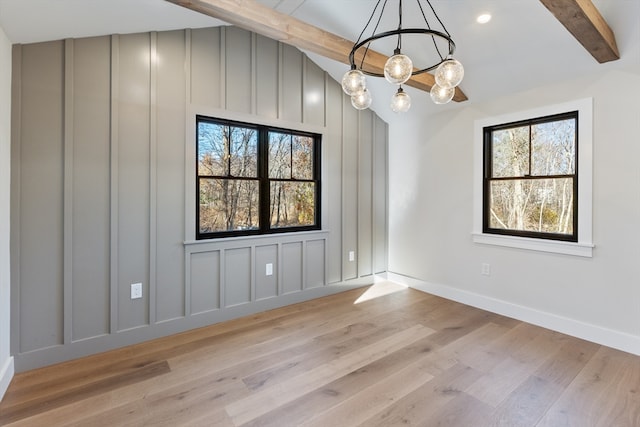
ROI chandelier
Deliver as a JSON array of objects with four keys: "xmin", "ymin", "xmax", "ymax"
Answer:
[{"xmin": 341, "ymin": 0, "xmax": 464, "ymax": 113}]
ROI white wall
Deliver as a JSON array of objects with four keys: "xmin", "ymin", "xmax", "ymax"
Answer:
[
  {"xmin": 388, "ymin": 66, "xmax": 640, "ymax": 355},
  {"xmin": 0, "ymin": 24, "xmax": 14, "ymax": 400}
]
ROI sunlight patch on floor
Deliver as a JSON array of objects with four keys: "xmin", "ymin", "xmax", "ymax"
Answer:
[{"xmin": 353, "ymin": 281, "xmax": 408, "ymax": 304}]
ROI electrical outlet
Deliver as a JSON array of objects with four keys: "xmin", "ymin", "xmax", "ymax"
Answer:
[
  {"xmin": 266, "ymin": 263, "xmax": 273, "ymax": 276},
  {"xmin": 131, "ymin": 282, "xmax": 142, "ymax": 299},
  {"xmin": 481, "ymin": 263, "xmax": 491, "ymax": 276},
  {"xmin": 349, "ymin": 251, "xmax": 355, "ymax": 262}
]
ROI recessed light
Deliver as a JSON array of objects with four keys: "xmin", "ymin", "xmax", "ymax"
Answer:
[{"xmin": 477, "ymin": 13, "xmax": 492, "ymax": 24}]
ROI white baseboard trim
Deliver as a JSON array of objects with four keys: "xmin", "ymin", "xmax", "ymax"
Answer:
[
  {"xmin": 0, "ymin": 356, "xmax": 14, "ymax": 401},
  {"xmin": 387, "ymin": 272, "xmax": 640, "ymax": 356}
]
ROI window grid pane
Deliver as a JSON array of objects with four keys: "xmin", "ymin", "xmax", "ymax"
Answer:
[
  {"xmin": 491, "ymin": 126, "xmax": 529, "ymax": 178},
  {"xmin": 268, "ymin": 132, "xmax": 292, "ymax": 179},
  {"xmin": 197, "ymin": 122, "xmax": 228, "ymax": 176},
  {"xmin": 199, "ymin": 178, "xmax": 259, "ymax": 233},
  {"xmin": 531, "ymin": 118, "xmax": 576, "ymax": 176},
  {"xmin": 489, "ymin": 178, "xmax": 574, "ymax": 235},
  {"xmin": 292, "ymin": 135, "xmax": 314, "ymax": 180},
  {"xmin": 269, "ymin": 181, "xmax": 316, "ymax": 229},
  {"xmin": 229, "ymin": 126, "xmax": 258, "ymax": 178}
]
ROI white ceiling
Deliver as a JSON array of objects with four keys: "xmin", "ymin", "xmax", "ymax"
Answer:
[{"xmin": 1, "ymin": 0, "xmax": 638, "ymax": 120}]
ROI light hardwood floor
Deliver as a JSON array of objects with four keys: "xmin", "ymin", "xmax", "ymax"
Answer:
[{"xmin": 1, "ymin": 282, "xmax": 640, "ymax": 426}]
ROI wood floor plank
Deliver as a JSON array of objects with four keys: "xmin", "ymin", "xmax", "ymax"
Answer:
[
  {"xmin": 488, "ymin": 375, "xmax": 564, "ymax": 427},
  {"xmin": 67, "ymin": 371, "xmax": 248, "ymax": 427},
  {"xmin": 0, "ymin": 355, "xmax": 167, "ymax": 410},
  {"xmin": 426, "ymin": 391, "xmax": 494, "ymax": 426},
  {"xmin": 533, "ymin": 335, "xmax": 600, "ymax": 387},
  {"xmin": 240, "ymin": 333, "xmax": 447, "ymax": 427},
  {"xmin": 225, "ymin": 324, "xmax": 435, "ymax": 425},
  {"xmin": 298, "ymin": 352, "xmax": 436, "ymax": 427},
  {"xmin": 434, "ymin": 321, "xmax": 514, "ymax": 368},
  {"xmin": 465, "ymin": 326, "xmax": 563, "ymax": 407},
  {"xmin": 166, "ymin": 286, "xmax": 425, "ymax": 372},
  {"xmin": 458, "ymin": 322, "xmax": 553, "ymax": 374},
  {"xmin": 0, "ymin": 360, "xmax": 170, "ymax": 425},
  {"xmin": 241, "ymin": 314, "xmax": 427, "ymax": 392},
  {"xmin": 19, "ymin": 310, "xmax": 420, "ymax": 426},
  {"xmin": 361, "ymin": 362, "xmax": 485, "ymax": 426},
  {"xmin": 3, "ymin": 283, "xmax": 640, "ymax": 427},
  {"xmin": 537, "ymin": 346, "xmax": 640, "ymax": 426},
  {"xmin": 425, "ymin": 305, "xmax": 502, "ymax": 347}
]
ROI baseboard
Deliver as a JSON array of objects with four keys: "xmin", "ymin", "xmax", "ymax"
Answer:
[
  {"xmin": 0, "ymin": 355, "xmax": 14, "ymax": 401},
  {"xmin": 387, "ymin": 272, "xmax": 640, "ymax": 356}
]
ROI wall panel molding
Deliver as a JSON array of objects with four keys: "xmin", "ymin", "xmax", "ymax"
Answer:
[
  {"xmin": 109, "ymin": 34, "xmax": 120, "ymax": 334},
  {"xmin": 18, "ymin": 40, "xmax": 65, "ymax": 353},
  {"xmin": 63, "ymin": 38, "xmax": 74, "ymax": 345},
  {"xmin": 10, "ymin": 26, "xmax": 389, "ymax": 372},
  {"xmin": 149, "ymin": 31, "xmax": 158, "ymax": 326},
  {"xmin": 9, "ymin": 44, "xmax": 22, "ymax": 360}
]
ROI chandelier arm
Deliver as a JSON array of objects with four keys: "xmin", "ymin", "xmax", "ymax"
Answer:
[
  {"xmin": 355, "ymin": 0, "xmax": 384, "ymax": 47},
  {"xmin": 348, "ymin": 28, "xmax": 455, "ymax": 77},
  {"xmin": 360, "ymin": 0, "xmax": 389, "ymax": 70},
  {"xmin": 417, "ymin": 0, "xmax": 446, "ymax": 61},
  {"xmin": 424, "ymin": 0, "xmax": 452, "ymax": 37},
  {"xmin": 396, "ymin": 0, "xmax": 403, "ymax": 51}
]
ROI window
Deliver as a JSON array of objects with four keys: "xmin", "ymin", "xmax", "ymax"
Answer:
[
  {"xmin": 483, "ymin": 111, "xmax": 578, "ymax": 242},
  {"xmin": 196, "ymin": 115, "xmax": 320, "ymax": 239},
  {"xmin": 473, "ymin": 98, "xmax": 593, "ymax": 257}
]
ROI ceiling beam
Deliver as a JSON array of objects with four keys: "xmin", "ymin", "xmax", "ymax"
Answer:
[
  {"xmin": 539, "ymin": 0, "xmax": 620, "ymax": 63},
  {"xmin": 165, "ymin": 0, "xmax": 468, "ymax": 102}
]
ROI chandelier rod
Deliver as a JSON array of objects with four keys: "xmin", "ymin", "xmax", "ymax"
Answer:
[
  {"xmin": 419, "ymin": 0, "xmax": 450, "ymax": 60},
  {"xmin": 356, "ymin": 0, "xmax": 387, "ymax": 71},
  {"xmin": 396, "ymin": 0, "xmax": 403, "ymax": 51}
]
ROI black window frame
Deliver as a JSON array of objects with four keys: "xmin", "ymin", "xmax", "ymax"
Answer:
[
  {"xmin": 196, "ymin": 115, "xmax": 321, "ymax": 240},
  {"xmin": 482, "ymin": 111, "xmax": 579, "ymax": 242}
]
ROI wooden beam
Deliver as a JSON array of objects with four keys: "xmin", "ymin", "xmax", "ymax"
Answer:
[
  {"xmin": 539, "ymin": 0, "xmax": 620, "ymax": 63},
  {"xmin": 165, "ymin": 0, "xmax": 468, "ymax": 102}
]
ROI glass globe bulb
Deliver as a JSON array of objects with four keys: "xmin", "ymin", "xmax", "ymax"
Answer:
[
  {"xmin": 435, "ymin": 58, "xmax": 464, "ymax": 89},
  {"xmin": 351, "ymin": 88, "xmax": 372, "ymax": 110},
  {"xmin": 430, "ymin": 83, "xmax": 455, "ymax": 104},
  {"xmin": 341, "ymin": 69, "xmax": 366, "ymax": 96},
  {"xmin": 384, "ymin": 54, "xmax": 413, "ymax": 85},
  {"xmin": 390, "ymin": 88, "xmax": 411, "ymax": 113}
]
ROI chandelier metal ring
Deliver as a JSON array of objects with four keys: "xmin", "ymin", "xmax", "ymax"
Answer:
[
  {"xmin": 348, "ymin": 28, "xmax": 456, "ymax": 77},
  {"xmin": 341, "ymin": 0, "xmax": 465, "ymax": 112}
]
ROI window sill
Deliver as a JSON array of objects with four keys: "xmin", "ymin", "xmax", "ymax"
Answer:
[
  {"xmin": 472, "ymin": 232, "xmax": 594, "ymax": 257},
  {"xmin": 184, "ymin": 229, "xmax": 329, "ymax": 248}
]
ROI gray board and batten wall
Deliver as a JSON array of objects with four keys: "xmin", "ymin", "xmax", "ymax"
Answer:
[{"xmin": 10, "ymin": 26, "xmax": 389, "ymax": 372}]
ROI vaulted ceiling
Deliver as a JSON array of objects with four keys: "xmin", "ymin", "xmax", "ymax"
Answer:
[{"xmin": 0, "ymin": 0, "xmax": 638, "ymax": 119}]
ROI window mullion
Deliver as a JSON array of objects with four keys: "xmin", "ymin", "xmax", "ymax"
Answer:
[
  {"xmin": 528, "ymin": 124, "xmax": 532, "ymax": 177},
  {"xmin": 289, "ymin": 134, "xmax": 293, "ymax": 179},
  {"xmin": 226, "ymin": 125, "xmax": 232, "ymax": 177},
  {"xmin": 259, "ymin": 128, "xmax": 270, "ymax": 233}
]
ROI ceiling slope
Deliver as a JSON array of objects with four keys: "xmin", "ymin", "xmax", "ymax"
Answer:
[
  {"xmin": 539, "ymin": 0, "xmax": 620, "ymax": 63},
  {"xmin": 165, "ymin": 0, "xmax": 468, "ymax": 101}
]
